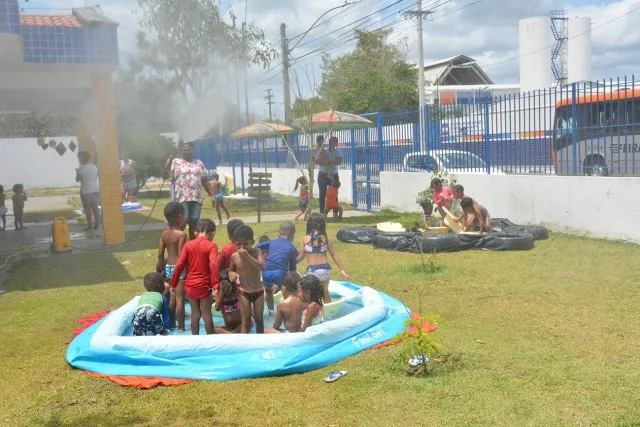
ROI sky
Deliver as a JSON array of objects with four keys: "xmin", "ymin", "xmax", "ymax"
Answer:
[{"xmin": 21, "ymin": 0, "xmax": 640, "ymax": 124}]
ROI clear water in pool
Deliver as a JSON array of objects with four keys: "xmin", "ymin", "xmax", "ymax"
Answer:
[{"xmin": 122, "ymin": 292, "xmax": 363, "ymax": 336}]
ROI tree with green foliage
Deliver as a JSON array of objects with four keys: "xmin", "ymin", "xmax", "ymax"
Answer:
[
  {"xmin": 292, "ymin": 97, "xmax": 331, "ymax": 118},
  {"xmin": 318, "ymin": 29, "xmax": 419, "ymax": 114},
  {"xmin": 135, "ymin": 0, "xmax": 277, "ymax": 100}
]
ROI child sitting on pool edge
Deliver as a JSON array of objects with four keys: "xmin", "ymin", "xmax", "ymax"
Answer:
[
  {"xmin": 266, "ymin": 271, "xmax": 305, "ymax": 334},
  {"xmin": 230, "ymin": 225, "xmax": 266, "ymax": 333},
  {"xmin": 132, "ymin": 272, "xmax": 171, "ymax": 336},
  {"xmin": 300, "ymin": 274, "xmax": 325, "ymax": 332},
  {"xmin": 256, "ymin": 221, "xmax": 298, "ymax": 315}
]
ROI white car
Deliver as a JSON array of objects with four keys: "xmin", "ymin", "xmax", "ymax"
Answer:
[{"xmin": 402, "ymin": 150, "xmax": 504, "ymax": 174}]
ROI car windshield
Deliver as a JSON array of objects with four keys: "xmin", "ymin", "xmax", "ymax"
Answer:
[{"xmin": 437, "ymin": 152, "xmax": 486, "ymax": 169}]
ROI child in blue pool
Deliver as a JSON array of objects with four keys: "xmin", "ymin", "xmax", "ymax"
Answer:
[
  {"xmin": 132, "ymin": 272, "xmax": 170, "ymax": 336},
  {"xmin": 266, "ymin": 271, "xmax": 305, "ymax": 334},
  {"xmin": 300, "ymin": 274, "xmax": 325, "ymax": 332},
  {"xmin": 256, "ymin": 221, "xmax": 299, "ymax": 315}
]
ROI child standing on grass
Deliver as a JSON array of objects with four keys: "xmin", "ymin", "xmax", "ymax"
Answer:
[
  {"xmin": 0, "ymin": 185, "xmax": 7, "ymax": 231},
  {"xmin": 266, "ymin": 271, "xmax": 305, "ymax": 334},
  {"xmin": 458, "ymin": 197, "xmax": 492, "ymax": 233},
  {"xmin": 214, "ymin": 269, "xmax": 242, "ymax": 332},
  {"xmin": 430, "ymin": 178, "xmax": 453, "ymax": 221},
  {"xmin": 11, "ymin": 184, "xmax": 27, "ymax": 230},
  {"xmin": 256, "ymin": 221, "xmax": 298, "ymax": 315},
  {"xmin": 219, "ymin": 219, "xmax": 244, "ymax": 271},
  {"xmin": 298, "ymin": 213, "xmax": 349, "ymax": 304},
  {"xmin": 293, "ymin": 176, "xmax": 309, "ymax": 223},
  {"xmin": 209, "ymin": 173, "xmax": 230, "ymax": 225},
  {"xmin": 300, "ymin": 274, "xmax": 325, "ymax": 332},
  {"xmin": 170, "ymin": 219, "xmax": 229, "ymax": 335},
  {"xmin": 132, "ymin": 272, "xmax": 170, "ymax": 336},
  {"xmin": 324, "ymin": 180, "xmax": 343, "ymax": 220},
  {"xmin": 229, "ymin": 225, "xmax": 266, "ymax": 334},
  {"xmin": 157, "ymin": 202, "xmax": 187, "ymax": 331}
]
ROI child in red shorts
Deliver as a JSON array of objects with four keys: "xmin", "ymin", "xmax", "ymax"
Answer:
[{"xmin": 324, "ymin": 180, "xmax": 343, "ymax": 220}]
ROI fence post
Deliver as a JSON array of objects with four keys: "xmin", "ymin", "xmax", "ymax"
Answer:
[
  {"xmin": 230, "ymin": 140, "xmax": 237, "ymax": 195},
  {"xmin": 364, "ymin": 127, "xmax": 371, "ymax": 212},
  {"xmin": 484, "ymin": 99, "xmax": 491, "ymax": 174},
  {"xmin": 423, "ymin": 105, "xmax": 429, "ymax": 152},
  {"xmin": 376, "ymin": 112, "xmax": 384, "ymax": 174},
  {"xmin": 350, "ymin": 129, "xmax": 357, "ymax": 210},
  {"xmin": 571, "ymin": 83, "xmax": 578, "ymax": 176},
  {"xmin": 275, "ymin": 137, "xmax": 280, "ymax": 168}
]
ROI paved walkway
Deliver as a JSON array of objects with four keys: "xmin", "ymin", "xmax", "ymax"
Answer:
[{"xmin": 124, "ymin": 209, "xmax": 372, "ymax": 232}]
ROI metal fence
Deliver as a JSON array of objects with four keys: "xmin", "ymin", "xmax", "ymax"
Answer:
[{"xmin": 194, "ymin": 76, "xmax": 640, "ymax": 210}]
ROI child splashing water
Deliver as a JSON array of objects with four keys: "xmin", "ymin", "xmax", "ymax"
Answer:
[
  {"xmin": 0, "ymin": 185, "xmax": 7, "ymax": 231},
  {"xmin": 170, "ymin": 219, "xmax": 229, "ymax": 335},
  {"xmin": 131, "ymin": 272, "xmax": 171, "ymax": 336},
  {"xmin": 293, "ymin": 176, "xmax": 309, "ymax": 223},
  {"xmin": 298, "ymin": 213, "xmax": 349, "ymax": 303},
  {"xmin": 230, "ymin": 225, "xmax": 266, "ymax": 333},
  {"xmin": 300, "ymin": 274, "xmax": 325, "ymax": 332}
]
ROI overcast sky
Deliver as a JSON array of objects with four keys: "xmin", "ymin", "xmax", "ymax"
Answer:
[{"xmin": 27, "ymin": 0, "xmax": 640, "ymax": 122}]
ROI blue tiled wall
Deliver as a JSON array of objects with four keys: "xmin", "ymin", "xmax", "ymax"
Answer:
[
  {"xmin": 21, "ymin": 25, "xmax": 119, "ymax": 66},
  {"xmin": 0, "ymin": 0, "xmax": 21, "ymax": 34}
]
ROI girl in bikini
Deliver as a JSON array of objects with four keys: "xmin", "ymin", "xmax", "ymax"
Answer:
[
  {"xmin": 293, "ymin": 176, "xmax": 309, "ymax": 223},
  {"xmin": 214, "ymin": 269, "xmax": 242, "ymax": 332},
  {"xmin": 297, "ymin": 213, "xmax": 349, "ymax": 303},
  {"xmin": 300, "ymin": 274, "xmax": 325, "ymax": 332}
]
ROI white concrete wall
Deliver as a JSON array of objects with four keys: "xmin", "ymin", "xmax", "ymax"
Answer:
[
  {"xmin": 381, "ymin": 171, "xmax": 637, "ymax": 241},
  {"xmin": 217, "ymin": 166, "xmax": 353, "ymax": 203},
  {"xmin": 0, "ymin": 136, "xmax": 80, "ymax": 189}
]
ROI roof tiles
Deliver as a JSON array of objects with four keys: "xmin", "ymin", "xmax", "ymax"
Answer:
[{"xmin": 20, "ymin": 15, "xmax": 83, "ymax": 28}]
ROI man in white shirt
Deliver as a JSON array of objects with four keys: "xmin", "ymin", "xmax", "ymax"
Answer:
[{"xmin": 76, "ymin": 151, "xmax": 101, "ymax": 231}]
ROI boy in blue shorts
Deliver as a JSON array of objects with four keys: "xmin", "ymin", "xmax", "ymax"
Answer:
[
  {"xmin": 132, "ymin": 272, "xmax": 171, "ymax": 336},
  {"xmin": 209, "ymin": 173, "xmax": 230, "ymax": 225},
  {"xmin": 157, "ymin": 202, "xmax": 187, "ymax": 331},
  {"xmin": 255, "ymin": 221, "xmax": 299, "ymax": 314}
]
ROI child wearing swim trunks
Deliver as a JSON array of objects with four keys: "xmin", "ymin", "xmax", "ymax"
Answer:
[
  {"xmin": 458, "ymin": 196, "xmax": 492, "ymax": 233},
  {"xmin": 171, "ymin": 219, "xmax": 229, "ymax": 335},
  {"xmin": 266, "ymin": 271, "xmax": 305, "ymax": 334},
  {"xmin": 214, "ymin": 269, "xmax": 242, "ymax": 332},
  {"xmin": 297, "ymin": 213, "xmax": 348, "ymax": 304},
  {"xmin": 132, "ymin": 272, "xmax": 171, "ymax": 336},
  {"xmin": 158, "ymin": 202, "xmax": 188, "ymax": 331},
  {"xmin": 293, "ymin": 176, "xmax": 309, "ymax": 223},
  {"xmin": 300, "ymin": 274, "xmax": 325, "ymax": 332},
  {"xmin": 219, "ymin": 219, "xmax": 244, "ymax": 271},
  {"xmin": 229, "ymin": 225, "xmax": 266, "ymax": 333},
  {"xmin": 209, "ymin": 173, "xmax": 230, "ymax": 225},
  {"xmin": 256, "ymin": 221, "xmax": 298, "ymax": 314}
]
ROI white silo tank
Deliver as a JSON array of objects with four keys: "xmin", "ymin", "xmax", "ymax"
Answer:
[
  {"xmin": 567, "ymin": 17, "xmax": 592, "ymax": 84},
  {"xmin": 519, "ymin": 17, "xmax": 554, "ymax": 92}
]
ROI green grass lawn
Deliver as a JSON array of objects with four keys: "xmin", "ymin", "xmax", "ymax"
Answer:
[{"xmin": 1, "ymin": 219, "xmax": 640, "ymax": 427}]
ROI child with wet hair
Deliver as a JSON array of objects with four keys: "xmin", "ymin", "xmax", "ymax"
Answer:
[
  {"xmin": 300, "ymin": 274, "xmax": 325, "ymax": 332},
  {"xmin": 266, "ymin": 271, "xmax": 306, "ymax": 334}
]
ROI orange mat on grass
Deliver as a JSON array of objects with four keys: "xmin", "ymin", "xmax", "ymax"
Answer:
[
  {"xmin": 66, "ymin": 309, "xmax": 193, "ymax": 388},
  {"xmin": 371, "ymin": 312, "xmax": 437, "ymax": 349}
]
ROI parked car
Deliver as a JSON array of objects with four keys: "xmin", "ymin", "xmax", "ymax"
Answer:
[{"xmin": 402, "ymin": 150, "xmax": 504, "ymax": 174}]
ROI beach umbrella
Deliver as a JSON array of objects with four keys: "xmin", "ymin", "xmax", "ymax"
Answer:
[
  {"xmin": 293, "ymin": 110, "xmax": 373, "ymax": 132},
  {"xmin": 231, "ymin": 121, "xmax": 296, "ymax": 172}
]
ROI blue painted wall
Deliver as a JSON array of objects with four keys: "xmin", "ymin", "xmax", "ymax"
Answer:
[{"xmin": 0, "ymin": 0, "xmax": 21, "ymax": 34}]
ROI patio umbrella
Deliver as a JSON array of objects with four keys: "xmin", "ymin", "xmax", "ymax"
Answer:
[
  {"xmin": 293, "ymin": 110, "xmax": 373, "ymax": 132},
  {"xmin": 231, "ymin": 121, "xmax": 296, "ymax": 173}
]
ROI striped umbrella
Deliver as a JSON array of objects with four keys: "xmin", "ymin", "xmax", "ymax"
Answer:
[
  {"xmin": 230, "ymin": 121, "xmax": 296, "ymax": 138},
  {"xmin": 294, "ymin": 110, "xmax": 373, "ymax": 131}
]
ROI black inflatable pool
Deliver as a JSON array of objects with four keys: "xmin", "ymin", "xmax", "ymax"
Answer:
[{"xmin": 336, "ymin": 219, "xmax": 548, "ymax": 253}]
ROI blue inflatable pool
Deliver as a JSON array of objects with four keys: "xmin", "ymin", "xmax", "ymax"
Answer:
[{"xmin": 66, "ymin": 281, "xmax": 410, "ymax": 381}]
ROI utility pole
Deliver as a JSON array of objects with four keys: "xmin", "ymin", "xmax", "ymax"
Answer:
[
  {"xmin": 280, "ymin": 23, "xmax": 292, "ymax": 124},
  {"xmin": 405, "ymin": 1, "xmax": 433, "ymax": 153},
  {"xmin": 264, "ymin": 89, "xmax": 275, "ymax": 121}
]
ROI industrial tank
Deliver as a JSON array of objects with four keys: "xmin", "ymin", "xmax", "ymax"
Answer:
[
  {"xmin": 519, "ymin": 17, "xmax": 555, "ymax": 92},
  {"xmin": 568, "ymin": 17, "xmax": 592, "ymax": 84}
]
